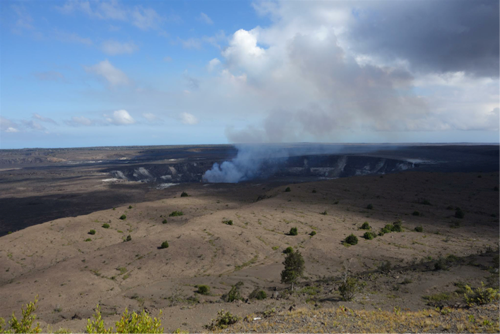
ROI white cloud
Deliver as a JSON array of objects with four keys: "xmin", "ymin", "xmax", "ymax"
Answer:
[
  {"xmin": 180, "ymin": 112, "xmax": 199, "ymax": 125},
  {"xmin": 54, "ymin": 30, "xmax": 92, "ymax": 45},
  {"xmin": 101, "ymin": 40, "xmax": 138, "ymax": 55},
  {"xmin": 33, "ymin": 114, "xmax": 57, "ymax": 125},
  {"xmin": 33, "ymin": 71, "xmax": 65, "ymax": 82},
  {"xmin": 198, "ymin": 12, "xmax": 213, "ymax": 25},
  {"xmin": 179, "ymin": 37, "xmax": 202, "ymax": 50},
  {"xmin": 142, "ymin": 112, "xmax": 159, "ymax": 121},
  {"xmin": 130, "ymin": 6, "xmax": 162, "ymax": 30},
  {"xmin": 105, "ymin": 110, "xmax": 135, "ymax": 125},
  {"xmin": 0, "ymin": 117, "xmax": 19, "ymax": 133},
  {"xmin": 163, "ymin": 56, "xmax": 173, "ymax": 62},
  {"xmin": 207, "ymin": 58, "xmax": 221, "ymax": 72},
  {"xmin": 84, "ymin": 60, "xmax": 130, "ymax": 86},
  {"xmin": 65, "ymin": 116, "xmax": 95, "ymax": 127},
  {"xmin": 11, "ymin": 5, "xmax": 34, "ymax": 31}
]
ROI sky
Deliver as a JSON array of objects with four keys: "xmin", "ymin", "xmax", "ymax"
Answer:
[{"xmin": 0, "ymin": 0, "xmax": 499, "ymax": 149}]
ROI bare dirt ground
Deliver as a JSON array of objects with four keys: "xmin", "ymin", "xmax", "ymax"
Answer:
[{"xmin": 0, "ymin": 171, "xmax": 498, "ymax": 332}]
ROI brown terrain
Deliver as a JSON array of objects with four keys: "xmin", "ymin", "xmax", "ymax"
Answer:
[{"xmin": 0, "ymin": 145, "xmax": 498, "ymax": 332}]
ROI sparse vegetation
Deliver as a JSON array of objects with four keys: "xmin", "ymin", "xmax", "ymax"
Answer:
[
  {"xmin": 88, "ymin": 230, "xmax": 96, "ymax": 235},
  {"xmin": 339, "ymin": 277, "xmax": 364, "ymax": 301},
  {"xmin": 85, "ymin": 238, "xmax": 92, "ymax": 242},
  {"xmin": 281, "ymin": 250, "xmax": 305, "ymax": 290},
  {"xmin": 119, "ymin": 215, "xmax": 126, "ymax": 220},
  {"xmin": 363, "ymin": 231, "xmax": 376, "ymax": 240},
  {"xmin": 86, "ymin": 304, "xmax": 163, "ymax": 333},
  {"xmin": 197, "ymin": 285, "xmax": 210, "ymax": 295},
  {"xmin": 180, "ymin": 192, "xmax": 189, "ymax": 197},
  {"xmin": 391, "ymin": 221, "xmax": 403, "ymax": 232},
  {"xmin": 222, "ymin": 219, "xmax": 233, "ymax": 225},
  {"xmin": 360, "ymin": 222, "xmax": 371, "ymax": 230},
  {"xmin": 0, "ymin": 296, "xmax": 41, "ymax": 333},
  {"xmin": 222, "ymin": 282, "xmax": 244, "ymax": 302},
  {"xmin": 289, "ymin": 227, "xmax": 298, "ymax": 236},
  {"xmin": 320, "ymin": 210, "xmax": 328, "ymax": 215},
  {"xmin": 159, "ymin": 241, "xmax": 169, "ymax": 249},
  {"xmin": 344, "ymin": 234, "xmax": 358, "ymax": 245},
  {"xmin": 102, "ymin": 223, "xmax": 110, "ymax": 229},
  {"xmin": 169, "ymin": 211, "xmax": 183, "ymax": 217},
  {"xmin": 284, "ymin": 187, "xmax": 291, "ymax": 192},
  {"xmin": 464, "ymin": 283, "xmax": 500, "ymax": 306},
  {"xmin": 205, "ymin": 310, "xmax": 239, "ymax": 330},
  {"xmin": 415, "ymin": 226, "xmax": 423, "ymax": 232}
]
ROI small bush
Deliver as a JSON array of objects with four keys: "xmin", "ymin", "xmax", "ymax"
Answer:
[
  {"xmin": 284, "ymin": 187, "xmax": 291, "ymax": 192},
  {"xmin": 345, "ymin": 234, "xmax": 358, "ymax": 245},
  {"xmin": 249, "ymin": 288, "xmax": 267, "ymax": 300},
  {"xmin": 125, "ymin": 235, "xmax": 132, "ymax": 242},
  {"xmin": 0, "ymin": 296, "xmax": 41, "ymax": 333},
  {"xmin": 289, "ymin": 227, "xmax": 298, "ymax": 236},
  {"xmin": 180, "ymin": 192, "xmax": 189, "ymax": 197},
  {"xmin": 85, "ymin": 238, "xmax": 92, "ymax": 242},
  {"xmin": 338, "ymin": 277, "xmax": 364, "ymax": 301},
  {"xmin": 309, "ymin": 231, "xmax": 317, "ymax": 236},
  {"xmin": 464, "ymin": 282, "xmax": 499, "ymax": 306},
  {"xmin": 434, "ymin": 258, "xmax": 449, "ymax": 271},
  {"xmin": 206, "ymin": 310, "xmax": 239, "ymax": 330},
  {"xmin": 88, "ymin": 230, "xmax": 96, "ymax": 235},
  {"xmin": 283, "ymin": 246, "xmax": 294, "ymax": 254},
  {"xmin": 119, "ymin": 215, "xmax": 127, "ymax": 220},
  {"xmin": 159, "ymin": 241, "xmax": 169, "ymax": 249},
  {"xmin": 128, "ymin": 205, "xmax": 133, "ymax": 209},
  {"xmin": 223, "ymin": 220, "xmax": 233, "ymax": 225},
  {"xmin": 87, "ymin": 305, "xmax": 163, "ymax": 333},
  {"xmin": 197, "ymin": 285, "xmax": 210, "ymax": 295},
  {"xmin": 378, "ymin": 261, "xmax": 392, "ymax": 272},
  {"xmin": 162, "ymin": 219, "xmax": 167, "ymax": 224},
  {"xmin": 312, "ymin": 189, "xmax": 317, "ymax": 193},
  {"xmin": 169, "ymin": 211, "xmax": 183, "ymax": 217},
  {"xmin": 415, "ymin": 226, "xmax": 423, "ymax": 232},
  {"xmin": 222, "ymin": 282, "xmax": 243, "ymax": 302},
  {"xmin": 412, "ymin": 211, "xmax": 420, "ymax": 216},
  {"xmin": 391, "ymin": 222, "xmax": 403, "ymax": 232},
  {"xmin": 360, "ymin": 222, "xmax": 371, "ymax": 230},
  {"xmin": 455, "ymin": 207, "xmax": 465, "ymax": 219},
  {"xmin": 363, "ymin": 231, "xmax": 376, "ymax": 240},
  {"xmin": 320, "ymin": 210, "xmax": 328, "ymax": 215},
  {"xmin": 102, "ymin": 223, "xmax": 110, "ymax": 229},
  {"xmin": 366, "ymin": 204, "xmax": 373, "ymax": 210}
]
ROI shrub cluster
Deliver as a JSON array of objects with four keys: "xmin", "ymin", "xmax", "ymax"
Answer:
[
  {"xmin": 205, "ymin": 310, "xmax": 239, "ymax": 330},
  {"xmin": 169, "ymin": 211, "xmax": 183, "ymax": 217},
  {"xmin": 223, "ymin": 220, "xmax": 233, "ymax": 225},
  {"xmin": 379, "ymin": 221, "xmax": 403, "ymax": 235},
  {"xmin": 344, "ymin": 234, "xmax": 358, "ymax": 245},
  {"xmin": 464, "ymin": 283, "xmax": 499, "ymax": 306}
]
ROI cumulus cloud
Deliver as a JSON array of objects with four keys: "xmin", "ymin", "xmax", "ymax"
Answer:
[
  {"xmin": 101, "ymin": 40, "xmax": 138, "ymax": 55},
  {"xmin": 84, "ymin": 60, "xmax": 130, "ymax": 86},
  {"xmin": 207, "ymin": 58, "xmax": 221, "ymax": 72},
  {"xmin": 198, "ymin": 12, "xmax": 213, "ymax": 25},
  {"xmin": 180, "ymin": 112, "xmax": 199, "ymax": 125},
  {"xmin": 105, "ymin": 110, "xmax": 135, "ymax": 125}
]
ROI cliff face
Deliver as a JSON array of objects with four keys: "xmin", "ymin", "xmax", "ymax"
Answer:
[{"xmin": 105, "ymin": 154, "xmax": 416, "ymax": 183}]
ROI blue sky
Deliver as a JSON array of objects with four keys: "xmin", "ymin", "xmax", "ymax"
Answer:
[{"xmin": 1, "ymin": 0, "xmax": 498, "ymax": 148}]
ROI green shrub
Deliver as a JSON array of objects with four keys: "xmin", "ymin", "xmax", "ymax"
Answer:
[
  {"xmin": 338, "ymin": 277, "xmax": 364, "ymax": 301},
  {"xmin": 222, "ymin": 282, "xmax": 244, "ymax": 302},
  {"xmin": 86, "ymin": 305, "xmax": 163, "ymax": 333},
  {"xmin": 320, "ymin": 210, "xmax": 328, "ymax": 215},
  {"xmin": 309, "ymin": 231, "xmax": 316, "ymax": 236},
  {"xmin": 249, "ymin": 288, "xmax": 267, "ymax": 300},
  {"xmin": 102, "ymin": 223, "xmax": 110, "ymax": 229},
  {"xmin": 455, "ymin": 207, "xmax": 465, "ymax": 219},
  {"xmin": 119, "ymin": 215, "xmax": 127, "ymax": 220},
  {"xmin": 280, "ymin": 250, "xmax": 305, "ymax": 290},
  {"xmin": 283, "ymin": 246, "xmax": 294, "ymax": 254},
  {"xmin": 180, "ymin": 192, "xmax": 189, "ymax": 197},
  {"xmin": 162, "ymin": 219, "xmax": 167, "ymax": 224},
  {"xmin": 344, "ymin": 234, "xmax": 358, "ymax": 245},
  {"xmin": 85, "ymin": 238, "xmax": 92, "ymax": 242},
  {"xmin": 415, "ymin": 226, "xmax": 423, "ymax": 232},
  {"xmin": 169, "ymin": 211, "xmax": 183, "ymax": 217},
  {"xmin": 197, "ymin": 285, "xmax": 210, "ymax": 295},
  {"xmin": 284, "ymin": 187, "xmax": 291, "ymax": 192},
  {"xmin": 366, "ymin": 204, "xmax": 373, "ymax": 210},
  {"xmin": 378, "ymin": 261, "xmax": 392, "ymax": 272},
  {"xmin": 159, "ymin": 241, "xmax": 169, "ymax": 249},
  {"xmin": 128, "ymin": 205, "xmax": 133, "ymax": 209},
  {"xmin": 412, "ymin": 211, "xmax": 420, "ymax": 216},
  {"xmin": 125, "ymin": 235, "xmax": 132, "ymax": 242},
  {"xmin": 363, "ymin": 232, "xmax": 376, "ymax": 240},
  {"xmin": 391, "ymin": 222, "xmax": 402, "ymax": 232},
  {"xmin": 464, "ymin": 282, "xmax": 499, "ymax": 306},
  {"xmin": 360, "ymin": 222, "xmax": 371, "ymax": 230},
  {"xmin": 223, "ymin": 220, "xmax": 233, "ymax": 225},
  {"xmin": 289, "ymin": 227, "xmax": 298, "ymax": 236},
  {"xmin": 88, "ymin": 230, "xmax": 96, "ymax": 235},
  {"xmin": 0, "ymin": 296, "xmax": 41, "ymax": 333},
  {"xmin": 434, "ymin": 258, "xmax": 449, "ymax": 271},
  {"xmin": 205, "ymin": 310, "xmax": 239, "ymax": 330}
]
